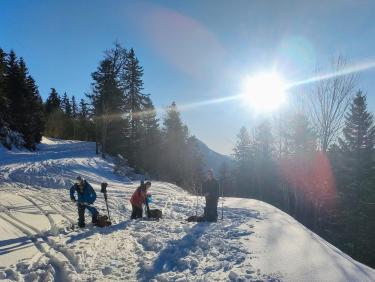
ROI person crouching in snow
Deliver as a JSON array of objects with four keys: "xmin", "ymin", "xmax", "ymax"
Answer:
[
  {"xmin": 70, "ymin": 176, "xmax": 99, "ymax": 228},
  {"xmin": 130, "ymin": 181, "xmax": 151, "ymax": 219}
]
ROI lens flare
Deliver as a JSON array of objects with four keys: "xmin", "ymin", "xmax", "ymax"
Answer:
[
  {"xmin": 241, "ymin": 72, "xmax": 287, "ymax": 112},
  {"xmin": 288, "ymin": 59, "xmax": 375, "ymax": 88}
]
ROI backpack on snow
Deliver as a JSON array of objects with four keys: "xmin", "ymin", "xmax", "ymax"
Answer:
[
  {"xmin": 148, "ymin": 209, "xmax": 162, "ymax": 219},
  {"xmin": 96, "ymin": 215, "xmax": 111, "ymax": 227}
]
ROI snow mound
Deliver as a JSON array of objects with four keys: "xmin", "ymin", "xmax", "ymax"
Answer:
[{"xmin": 0, "ymin": 137, "xmax": 374, "ymax": 281}]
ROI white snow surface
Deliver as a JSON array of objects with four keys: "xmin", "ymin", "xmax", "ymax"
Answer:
[{"xmin": 0, "ymin": 137, "xmax": 374, "ymax": 281}]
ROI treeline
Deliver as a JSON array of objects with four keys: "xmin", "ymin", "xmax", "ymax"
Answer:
[
  {"xmin": 0, "ymin": 48, "xmax": 44, "ymax": 149},
  {"xmin": 43, "ymin": 88, "xmax": 95, "ymax": 141},
  {"xmin": 0, "ymin": 48, "xmax": 95, "ymax": 149},
  {"xmin": 221, "ymin": 65, "xmax": 375, "ymax": 267},
  {"xmin": 86, "ymin": 43, "xmax": 204, "ymax": 188}
]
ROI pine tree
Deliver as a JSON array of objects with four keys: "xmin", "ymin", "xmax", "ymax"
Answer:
[
  {"xmin": 254, "ymin": 120, "xmax": 273, "ymax": 159},
  {"xmin": 233, "ymin": 126, "xmax": 253, "ymax": 165},
  {"xmin": 290, "ymin": 113, "xmax": 316, "ymax": 155},
  {"xmin": 0, "ymin": 48, "xmax": 8, "ymax": 126},
  {"xmin": 61, "ymin": 92, "xmax": 72, "ymax": 117},
  {"xmin": 90, "ymin": 57, "xmax": 124, "ymax": 157},
  {"xmin": 253, "ymin": 120, "xmax": 275, "ymax": 200},
  {"xmin": 77, "ymin": 98, "xmax": 94, "ymax": 141},
  {"xmin": 5, "ymin": 51, "xmax": 24, "ymax": 131},
  {"xmin": 123, "ymin": 48, "xmax": 146, "ymax": 118},
  {"xmin": 71, "ymin": 96, "xmax": 78, "ymax": 119},
  {"xmin": 339, "ymin": 92, "xmax": 375, "ymax": 184},
  {"xmin": 160, "ymin": 102, "xmax": 204, "ymax": 188},
  {"xmin": 2, "ymin": 52, "xmax": 44, "ymax": 149},
  {"xmin": 44, "ymin": 88, "xmax": 64, "ymax": 139},
  {"xmin": 219, "ymin": 161, "xmax": 232, "ymax": 196},
  {"xmin": 25, "ymin": 75, "xmax": 44, "ymax": 147},
  {"xmin": 139, "ymin": 96, "xmax": 161, "ymax": 176},
  {"xmin": 233, "ymin": 126, "xmax": 254, "ymax": 197},
  {"xmin": 161, "ymin": 102, "xmax": 189, "ymax": 184},
  {"xmin": 185, "ymin": 136, "xmax": 205, "ymax": 189},
  {"xmin": 58, "ymin": 92, "xmax": 76, "ymax": 139},
  {"xmin": 45, "ymin": 88, "xmax": 61, "ymax": 116},
  {"xmin": 79, "ymin": 99, "xmax": 89, "ymax": 119},
  {"xmin": 338, "ymin": 91, "xmax": 375, "ymax": 208},
  {"xmin": 122, "ymin": 48, "xmax": 149, "ymax": 165},
  {"xmin": 336, "ymin": 91, "xmax": 375, "ymax": 265},
  {"xmin": 88, "ymin": 43, "xmax": 129, "ymax": 155}
]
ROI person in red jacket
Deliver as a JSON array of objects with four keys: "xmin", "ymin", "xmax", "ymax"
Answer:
[{"xmin": 130, "ymin": 181, "xmax": 151, "ymax": 219}]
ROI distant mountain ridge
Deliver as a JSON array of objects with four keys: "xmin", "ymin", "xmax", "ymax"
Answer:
[{"xmin": 195, "ymin": 138, "xmax": 233, "ymax": 174}]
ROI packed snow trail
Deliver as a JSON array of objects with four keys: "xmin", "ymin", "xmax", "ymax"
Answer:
[{"xmin": 1, "ymin": 138, "xmax": 375, "ymax": 281}]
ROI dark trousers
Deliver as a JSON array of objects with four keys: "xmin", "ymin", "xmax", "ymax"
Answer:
[
  {"xmin": 204, "ymin": 197, "xmax": 218, "ymax": 222},
  {"xmin": 78, "ymin": 203, "xmax": 98, "ymax": 227},
  {"xmin": 131, "ymin": 205, "xmax": 143, "ymax": 219},
  {"xmin": 187, "ymin": 199, "xmax": 218, "ymax": 222}
]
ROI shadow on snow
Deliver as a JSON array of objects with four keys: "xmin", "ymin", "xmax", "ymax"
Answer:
[{"xmin": 137, "ymin": 207, "xmax": 262, "ymax": 281}]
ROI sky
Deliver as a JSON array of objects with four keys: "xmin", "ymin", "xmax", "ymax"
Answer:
[{"xmin": 1, "ymin": 0, "xmax": 375, "ymax": 155}]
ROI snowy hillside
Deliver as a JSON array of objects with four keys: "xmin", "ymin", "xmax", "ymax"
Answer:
[{"xmin": 0, "ymin": 138, "xmax": 375, "ymax": 282}]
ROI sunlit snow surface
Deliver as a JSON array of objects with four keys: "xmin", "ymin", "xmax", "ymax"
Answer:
[{"xmin": 0, "ymin": 138, "xmax": 374, "ymax": 281}]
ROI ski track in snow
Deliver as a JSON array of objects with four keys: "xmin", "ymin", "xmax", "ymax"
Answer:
[
  {"xmin": 1, "ymin": 137, "xmax": 375, "ymax": 281},
  {"xmin": 0, "ymin": 196, "xmax": 79, "ymax": 281}
]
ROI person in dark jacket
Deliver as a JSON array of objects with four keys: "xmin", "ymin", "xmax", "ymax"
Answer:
[
  {"xmin": 130, "ymin": 181, "xmax": 151, "ymax": 219},
  {"xmin": 201, "ymin": 169, "xmax": 220, "ymax": 222},
  {"xmin": 70, "ymin": 176, "xmax": 99, "ymax": 228}
]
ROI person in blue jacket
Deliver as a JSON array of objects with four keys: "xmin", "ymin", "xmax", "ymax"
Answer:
[{"xmin": 70, "ymin": 176, "xmax": 99, "ymax": 228}]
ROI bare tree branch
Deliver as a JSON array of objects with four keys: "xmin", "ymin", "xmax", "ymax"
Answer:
[{"xmin": 308, "ymin": 56, "xmax": 357, "ymax": 151}]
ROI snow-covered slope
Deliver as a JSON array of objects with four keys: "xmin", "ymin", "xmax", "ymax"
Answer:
[{"xmin": 0, "ymin": 138, "xmax": 374, "ymax": 281}]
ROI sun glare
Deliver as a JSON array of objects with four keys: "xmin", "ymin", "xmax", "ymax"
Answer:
[{"xmin": 241, "ymin": 72, "xmax": 287, "ymax": 112}]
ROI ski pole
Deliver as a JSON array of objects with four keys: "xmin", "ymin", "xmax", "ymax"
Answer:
[
  {"xmin": 104, "ymin": 193, "xmax": 111, "ymax": 221},
  {"xmin": 220, "ymin": 183, "xmax": 224, "ymax": 220},
  {"xmin": 194, "ymin": 183, "xmax": 198, "ymax": 216},
  {"xmin": 101, "ymin": 182, "xmax": 111, "ymax": 221}
]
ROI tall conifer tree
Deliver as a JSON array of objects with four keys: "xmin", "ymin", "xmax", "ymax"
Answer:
[
  {"xmin": 122, "ymin": 48, "xmax": 149, "ymax": 165},
  {"xmin": 0, "ymin": 48, "xmax": 8, "ymax": 126},
  {"xmin": 337, "ymin": 91, "xmax": 375, "ymax": 265},
  {"xmin": 45, "ymin": 88, "xmax": 61, "ymax": 116}
]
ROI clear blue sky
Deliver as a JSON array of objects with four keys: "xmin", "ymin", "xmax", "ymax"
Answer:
[{"xmin": 1, "ymin": 0, "xmax": 375, "ymax": 154}]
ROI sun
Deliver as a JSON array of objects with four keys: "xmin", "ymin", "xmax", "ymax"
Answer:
[{"xmin": 241, "ymin": 72, "xmax": 287, "ymax": 112}]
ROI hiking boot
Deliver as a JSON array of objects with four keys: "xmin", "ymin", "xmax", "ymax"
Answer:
[{"xmin": 92, "ymin": 214, "xmax": 98, "ymax": 226}]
